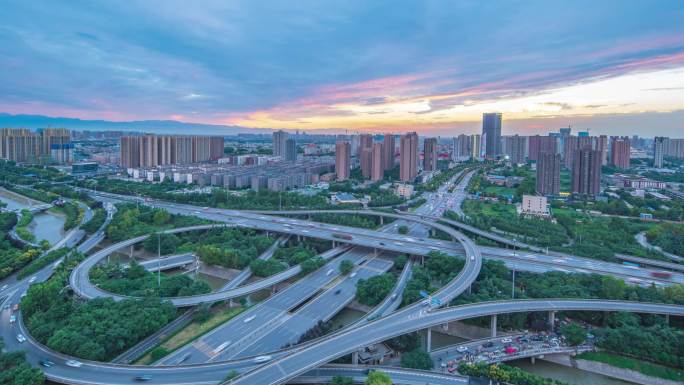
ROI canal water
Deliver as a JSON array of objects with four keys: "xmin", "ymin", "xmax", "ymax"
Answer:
[
  {"xmin": 509, "ymin": 358, "xmax": 638, "ymax": 385},
  {"xmin": 0, "ymin": 188, "xmax": 65, "ymax": 245}
]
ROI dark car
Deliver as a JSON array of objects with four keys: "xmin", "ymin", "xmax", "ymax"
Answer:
[
  {"xmin": 482, "ymin": 341, "xmax": 494, "ymax": 348},
  {"xmin": 334, "ymin": 289, "xmax": 341, "ymax": 295},
  {"xmin": 39, "ymin": 359, "xmax": 54, "ymax": 367},
  {"xmin": 134, "ymin": 375, "xmax": 152, "ymax": 382}
]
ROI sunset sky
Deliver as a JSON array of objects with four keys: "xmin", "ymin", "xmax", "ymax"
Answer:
[{"xmin": 2, "ymin": 0, "xmax": 684, "ymax": 136}]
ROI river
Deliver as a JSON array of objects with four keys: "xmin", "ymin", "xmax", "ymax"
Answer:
[
  {"xmin": 0, "ymin": 188, "xmax": 65, "ymax": 245},
  {"xmin": 508, "ymin": 358, "xmax": 637, "ymax": 385}
]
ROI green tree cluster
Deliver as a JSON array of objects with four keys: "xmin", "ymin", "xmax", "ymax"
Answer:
[
  {"xmin": 356, "ymin": 273, "xmax": 397, "ymax": 306},
  {"xmin": 80, "ymin": 207, "xmax": 106, "ymax": 233},
  {"xmin": 77, "ymin": 177, "xmax": 335, "ymax": 210},
  {"xmin": 0, "ymin": 339, "xmax": 45, "ymax": 385},
  {"xmin": 400, "ymin": 348, "xmax": 433, "ymax": 370},
  {"xmin": 646, "ymin": 223, "xmax": 684, "ymax": 256},
  {"xmin": 90, "ymin": 261, "xmax": 211, "ymax": 297},
  {"xmin": 339, "ymin": 260, "xmax": 354, "ymax": 275},
  {"xmin": 301, "ymin": 257, "xmax": 326, "ymax": 274},
  {"xmin": 458, "ymin": 362, "xmax": 570, "ymax": 385},
  {"xmin": 365, "ymin": 370, "xmax": 392, "ymax": 385},
  {"xmin": 249, "ymin": 259, "xmax": 287, "ymax": 277},
  {"xmin": 0, "ymin": 212, "xmax": 41, "ymax": 279},
  {"xmin": 190, "ymin": 228, "xmax": 273, "ymax": 269},
  {"xmin": 274, "ymin": 245, "xmax": 316, "ymax": 266},
  {"xmin": 105, "ymin": 203, "xmax": 208, "ymax": 242},
  {"xmin": 22, "ymin": 264, "xmax": 177, "ymax": 361},
  {"xmin": 593, "ymin": 312, "xmax": 683, "ymax": 369}
]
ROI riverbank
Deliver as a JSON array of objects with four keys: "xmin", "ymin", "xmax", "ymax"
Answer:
[{"xmin": 542, "ymin": 351, "xmax": 681, "ymax": 385}]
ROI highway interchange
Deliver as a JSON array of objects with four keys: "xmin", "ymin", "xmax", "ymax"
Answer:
[{"xmin": 0, "ymin": 169, "xmax": 681, "ymax": 385}]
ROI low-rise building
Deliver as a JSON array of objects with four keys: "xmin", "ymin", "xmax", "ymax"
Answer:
[
  {"xmin": 395, "ymin": 183, "xmax": 414, "ymax": 199},
  {"xmin": 518, "ymin": 195, "xmax": 551, "ymax": 218}
]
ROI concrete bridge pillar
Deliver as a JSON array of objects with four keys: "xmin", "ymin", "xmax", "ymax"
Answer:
[
  {"xmin": 548, "ymin": 311, "xmax": 556, "ymax": 330},
  {"xmin": 380, "ymin": 216, "xmax": 384, "ymax": 225},
  {"xmin": 332, "ymin": 240, "xmax": 336, "ymax": 248},
  {"xmin": 352, "ymin": 351, "xmax": 359, "ymax": 365},
  {"xmin": 430, "ymin": 228, "xmax": 436, "ymax": 237},
  {"xmin": 129, "ymin": 245, "xmax": 134, "ymax": 261},
  {"xmin": 530, "ymin": 356, "xmax": 536, "ymax": 364},
  {"xmin": 665, "ymin": 314, "xmax": 670, "ymax": 324},
  {"xmin": 297, "ymin": 234, "xmax": 301, "ymax": 242},
  {"xmin": 426, "ymin": 328, "xmax": 432, "ymax": 352},
  {"xmin": 490, "ymin": 314, "xmax": 497, "ymax": 338},
  {"xmin": 374, "ymin": 248, "xmax": 378, "ymax": 257}
]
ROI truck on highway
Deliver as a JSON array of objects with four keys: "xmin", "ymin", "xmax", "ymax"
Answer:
[{"xmin": 650, "ymin": 271, "xmax": 672, "ymax": 279}]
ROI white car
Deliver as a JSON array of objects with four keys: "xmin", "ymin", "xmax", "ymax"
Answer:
[
  {"xmin": 16, "ymin": 334, "xmax": 26, "ymax": 343},
  {"xmin": 243, "ymin": 315, "xmax": 256, "ymax": 323},
  {"xmin": 66, "ymin": 360, "xmax": 83, "ymax": 368},
  {"xmin": 253, "ymin": 355, "xmax": 272, "ymax": 363},
  {"xmin": 501, "ymin": 337, "xmax": 512, "ymax": 343},
  {"xmin": 9, "ymin": 315, "xmax": 16, "ymax": 323},
  {"xmin": 28, "ymin": 276, "xmax": 37, "ymax": 284},
  {"xmin": 456, "ymin": 346, "xmax": 468, "ymax": 353},
  {"xmin": 0, "ymin": 284, "xmax": 7, "ymax": 291}
]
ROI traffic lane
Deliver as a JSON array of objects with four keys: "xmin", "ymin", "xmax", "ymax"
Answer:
[
  {"xmin": 229, "ymin": 299, "xmax": 683, "ymax": 385},
  {"xmin": 160, "ymin": 248, "xmax": 370, "ymax": 365},
  {"xmin": 1, "ymin": 293, "xmax": 259, "ymax": 385},
  {"xmin": 232, "ymin": 257, "xmax": 394, "ymax": 358}
]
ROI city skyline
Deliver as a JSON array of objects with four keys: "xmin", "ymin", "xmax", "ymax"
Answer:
[{"xmin": 1, "ymin": 1, "xmax": 684, "ymax": 136}]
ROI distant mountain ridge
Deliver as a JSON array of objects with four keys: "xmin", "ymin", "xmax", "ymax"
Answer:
[{"xmin": 0, "ymin": 113, "xmax": 263, "ymax": 135}]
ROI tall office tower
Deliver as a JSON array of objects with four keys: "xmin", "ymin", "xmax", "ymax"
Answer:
[
  {"xmin": 482, "ymin": 112, "xmax": 502, "ymax": 158},
  {"xmin": 350, "ymin": 134, "xmax": 360, "ymax": 156},
  {"xmin": 371, "ymin": 142, "xmax": 384, "ymax": 181},
  {"xmin": 0, "ymin": 128, "xmax": 42, "ymax": 163},
  {"xmin": 663, "ymin": 138, "xmax": 684, "ymax": 158},
  {"xmin": 423, "ymin": 137, "xmax": 438, "ymax": 171},
  {"xmin": 272, "ymin": 130, "xmax": 288, "ymax": 157},
  {"xmin": 209, "ymin": 136, "xmax": 224, "ymax": 160},
  {"xmin": 120, "ymin": 136, "xmax": 141, "ymax": 168},
  {"xmin": 400, "ymin": 132, "xmax": 418, "ymax": 182},
  {"xmin": 596, "ymin": 135, "xmax": 608, "ymax": 165},
  {"xmin": 41, "ymin": 128, "xmax": 73, "ymax": 164},
  {"xmin": 192, "ymin": 135, "xmax": 214, "ymax": 163},
  {"xmin": 610, "ymin": 136, "xmax": 631, "ymax": 169},
  {"xmin": 654, "ymin": 137, "xmax": 666, "ymax": 168},
  {"xmin": 382, "ymin": 133, "xmax": 395, "ymax": 170},
  {"xmin": 284, "ymin": 138, "xmax": 297, "ymax": 162},
  {"xmin": 452, "ymin": 134, "xmax": 470, "ymax": 159},
  {"xmin": 536, "ymin": 152, "xmax": 561, "ymax": 196},
  {"xmin": 157, "ymin": 135, "xmax": 172, "ymax": 165},
  {"xmin": 527, "ymin": 135, "xmax": 558, "ymax": 162},
  {"xmin": 451, "ymin": 136, "xmax": 458, "ymax": 160},
  {"xmin": 572, "ymin": 148, "xmax": 602, "ymax": 196},
  {"xmin": 563, "ymin": 135, "xmax": 594, "ymax": 169},
  {"xmin": 335, "ymin": 140, "xmax": 351, "ymax": 181},
  {"xmin": 174, "ymin": 136, "xmax": 193, "ymax": 164},
  {"xmin": 140, "ymin": 135, "xmax": 159, "ymax": 167},
  {"xmin": 358, "ymin": 134, "xmax": 373, "ymax": 156},
  {"xmin": 360, "ymin": 146, "xmax": 372, "ymax": 178},
  {"xmin": 506, "ymin": 135, "xmax": 527, "ymax": 164},
  {"xmin": 470, "ymin": 134, "xmax": 481, "ymax": 159},
  {"xmin": 559, "ymin": 126, "xmax": 571, "ymax": 137}
]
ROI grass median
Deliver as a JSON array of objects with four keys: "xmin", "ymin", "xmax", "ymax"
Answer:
[
  {"xmin": 135, "ymin": 306, "xmax": 245, "ymax": 365},
  {"xmin": 577, "ymin": 351, "xmax": 683, "ymax": 382}
]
